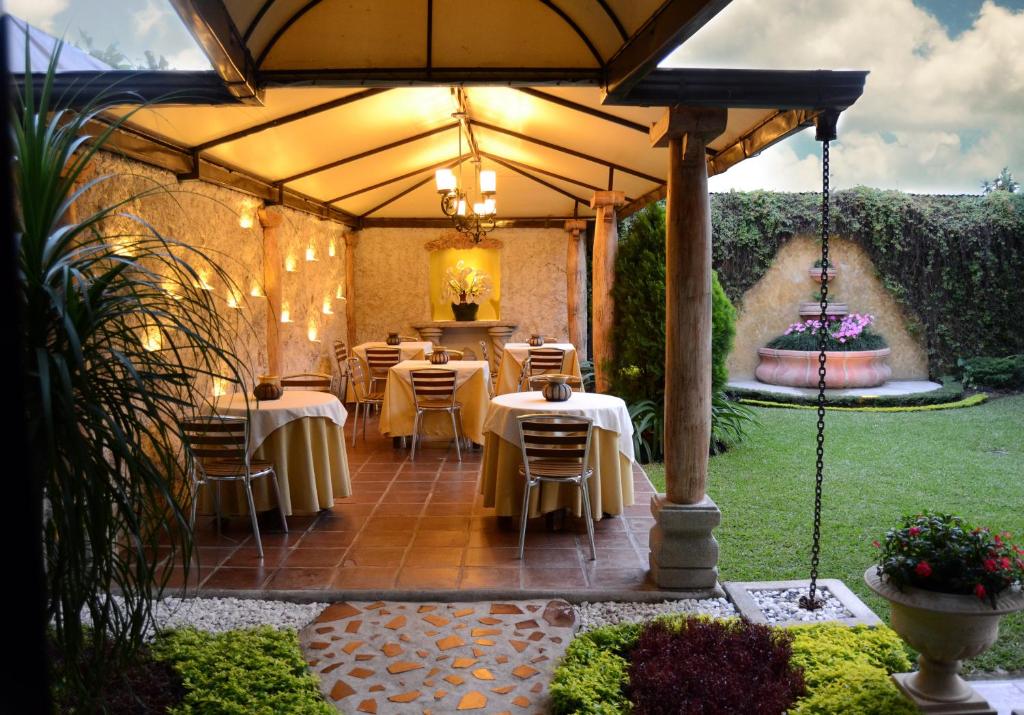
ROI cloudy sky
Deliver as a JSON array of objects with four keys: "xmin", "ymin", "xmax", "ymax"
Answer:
[{"xmin": 6, "ymin": 0, "xmax": 1023, "ymax": 194}]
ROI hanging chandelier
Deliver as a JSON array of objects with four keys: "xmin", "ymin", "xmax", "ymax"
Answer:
[{"xmin": 435, "ymin": 112, "xmax": 497, "ymax": 243}]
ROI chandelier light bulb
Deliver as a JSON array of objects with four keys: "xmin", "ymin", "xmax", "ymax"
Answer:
[
  {"xmin": 457, "ymin": 199, "xmax": 467, "ymax": 216},
  {"xmin": 435, "ymin": 168, "xmax": 456, "ymax": 193},
  {"xmin": 483, "ymin": 198, "xmax": 496, "ymax": 216},
  {"xmin": 479, "ymin": 169, "xmax": 496, "ymax": 195}
]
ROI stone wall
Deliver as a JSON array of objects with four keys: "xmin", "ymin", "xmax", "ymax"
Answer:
[
  {"xmin": 353, "ymin": 227, "xmax": 567, "ymax": 345},
  {"xmin": 728, "ymin": 235, "xmax": 929, "ymax": 380},
  {"xmin": 76, "ymin": 152, "xmax": 347, "ymax": 388}
]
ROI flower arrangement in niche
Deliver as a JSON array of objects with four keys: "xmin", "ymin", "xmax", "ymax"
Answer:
[
  {"xmin": 443, "ymin": 260, "xmax": 492, "ymax": 304},
  {"xmin": 873, "ymin": 512, "xmax": 1024, "ymax": 607},
  {"xmin": 766, "ymin": 313, "xmax": 887, "ymax": 352}
]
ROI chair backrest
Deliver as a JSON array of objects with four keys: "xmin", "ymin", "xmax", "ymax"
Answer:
[
  {"xmin": 528, "ymin": 374, "xmax": 583, "ymax": 391},
  {"xmin": 333, "ymin": 340, "xmax": 349, "ymax": 370},
  {"xmin": 281, "ymin": 372, "xmax": 333, "ymax": 392},
  {"xmin": 456, "ymin": 347, "xmax": 476, "ymax": 360},
  {"xmin": 365, "ymin": 346, "xmax": 401, "ymax": 374},
  {"xmin": 516, "ymin": 414, "xmax": 593, "ymax": 478},
  {"xmin": 528, "ymin": 347, "xmax": 566, "ymax": 375},
  {"xmin": 410, "ymin": 368, "xmax": 457, "ymax": 407},
  {"xmin": 181, "ymin": 415, "xmax": 248, "ymax": 472},
  {"xmin": 347, "ymin": 357, "xmax": 379, "ymax": 402}
]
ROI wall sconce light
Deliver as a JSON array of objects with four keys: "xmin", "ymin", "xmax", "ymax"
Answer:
[
  {"xmin": 238, "ymin": 200, "xmax": 259, "ymax": 229},
  {"xmin": 305, "ymin": 245, "xmax": 317, "ymax": 262},
  {"xmin": 142, "ymin": 325, "xmax": 162, "ymax": 352},
  {"xmin": 112, "ymin": 238, "xmax": 137, "ymax": 257},
  {"xmin": 280, "ymin": 302, "xmax": 292, "ymax": 323},
  {"xmin": 212, "ymin": 377, "xmax": 229, "ymax": 397},
  {"xmin": 328, "ymin": 239, "xmax": 336, "ymax": 257},
  {"xmin": 322, "ymin": 296, "xmax": 333, "ymax": 315},
  {"xmin": 285, "ymin": 255, "xmax": 297, "ymax": 272},
  {"xmin": 249, "ymin": 281, "xmax": 265, "ymax": 298},
  {"xmin": 335, "ymin": 284, "xmax": 345, "ymax": 300},
  {"xmin": 226, "ymin": 289, "xmax": 242, "ymax": 310},
  {"xmin": 162, "ymin": 281, "xmax": 183, "ymax": 301},
  {"xmin": 307, "ymin": 317, "xmax": 320, "ymax": 343},
  {"xmin": 197, "ymin": 269, "xmax": 214, "ymax": 291}
]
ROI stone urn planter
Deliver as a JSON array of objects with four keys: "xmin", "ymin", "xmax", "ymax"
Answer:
[
  {"xmin": 798, "ymin": 301, "xmax": 849, "ymax": 319},
  {"xmin": 808, "ymin": 265, "xmax": 839, "ymax": 281},
  {"xmin": 865, "ymin": 567, "xmax": 1024, "ymax": 712},
  {"xmin": 755, "ymin": 347, "xmax": 891, "ymax": 388}
]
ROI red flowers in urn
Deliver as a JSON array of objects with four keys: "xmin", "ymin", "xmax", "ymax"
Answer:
[{"xmin": 873, "ymin": 512, "xmax": 1024, "ymax": 607}]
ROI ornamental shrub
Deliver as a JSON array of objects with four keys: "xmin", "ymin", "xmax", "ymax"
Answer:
[
  {"xmin": 152, "ymin": 627, "xmax": 334, "ymax": 714},
  {"xmin": 626, "ymin": 619, "xmax": 805, "ymax": 715},
  {"xmin": 789, "ymin": 660, "xmax": 918, "ymax": 715},
  {"xmin": 959, "ymin": 355, "xmax": 1024, "ymax": 390},
  {"xmin": 765, "ymin": 314, "xmax": 888, "ymax": 352}
]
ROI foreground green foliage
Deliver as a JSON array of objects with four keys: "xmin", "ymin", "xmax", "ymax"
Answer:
[
  {"xmin": 728, "ymin": 379, "xmax": 967, "ymax": 408},
  {"xmin": 710, "ymin": 189, "xmax": 1024, "ymax": 373},
  {"xmin": 551, "ymin": 618, "xmax": 913, "ymax": 715},
  {"xmin": 644, "ymin": 394, "xmax": 1024, "ymax": 673},
  {"xmin": 959, "ymin": 355, "xmax": 1024, "ymax": 390},
  {"xmin": 152, "ymin": 627, "xmax": 333, "ymax": 714}
]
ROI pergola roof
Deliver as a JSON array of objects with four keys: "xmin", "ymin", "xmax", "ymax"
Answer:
[{"xmin": 27, "ymin": 1, "xmax": 868, "ymax": 228}]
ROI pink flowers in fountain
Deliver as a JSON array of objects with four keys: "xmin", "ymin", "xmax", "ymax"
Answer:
[{"xmin": 784, "ymin": 313, "xmax": 876, "ymax": 344}]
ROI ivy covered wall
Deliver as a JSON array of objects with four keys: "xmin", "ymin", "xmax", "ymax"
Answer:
[{"xmin": 710, "ymin": 188, "xmax": 1024, "ymax": 374}]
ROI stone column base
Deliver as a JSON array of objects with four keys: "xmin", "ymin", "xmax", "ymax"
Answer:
[
  {"xmin": 417, "ymin": 326, "xmax": 443, "ymax": 345},
  {"xmin": 891, "ymin": 673, "xmax": 996, "ymax": 715},
  {"xmin": 648, "ymin": 494, "xmax": 721, "ymax": 589}
]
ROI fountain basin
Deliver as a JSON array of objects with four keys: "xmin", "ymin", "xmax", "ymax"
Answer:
[{"xmin": 755, "ymin": 347, "xmax": 892, "ymax": 389}]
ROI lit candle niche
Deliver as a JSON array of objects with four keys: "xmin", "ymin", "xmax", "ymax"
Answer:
[
  {"xmin": 197, "ymin": 269, "xmax": 214, "ymax": 291},
  {"xmin": 305, "ymin": 245, "xmax": 317, "ymax": 262},
  {"xmin": 142, "ymin": 326, "xmax": 162, "ymax": 352},
  {"xmin": 307, "ymin": 317, "xmax": 320, "ymax": 343},
  {"xmin": 322, "ymin": 296, "xmax": 333, "ymax": 315},
  {"xmin": 335, "ymin": 284, "xmax": 345, "ymax": 300},
  {"xmin": 212, "ymin": 377, "xmax": 229, "ymax": 397},
  {"xmin": 328, "ymin": 239, "xmax": 336, "ymax": 257},
  {"xmin": 249, "ymin": 281, "xmax": 265, "ymax": 298},
  {"xmin": 284, "ymin": 255, "xmax": 297, "ymax": 272},
  {"xmin": 226, "ymin": 289, "xmax": 241, "ymax": 309},
  {"xmin": 162, "ymin": 281, "xmax": 182, "ymax": 301},
  {"xmin": 280, "ymin": 302, "xmax": 292, "ymax": 323}
]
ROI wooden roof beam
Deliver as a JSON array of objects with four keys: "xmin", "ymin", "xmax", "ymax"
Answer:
[
  {"xmin": 327, "ymin": 154, "xmax": 469, "ymax": 205},
  {"xmin": 359, "ymin": 156, "xmax": 469, "ymax": 217},
  {"xmin": 514, "ymin": 88, "xmax": 648, "ymax": 133},
  {"xmin": 486, "ymin": 154, "xmax": 590, "ymax": 206},
  {"xmin": 168, "ymin": 0, "xmax": 262, "ymax": 104},
  {"xmin": 478, "ymin": 151, "xmax": 609, "ymax": 194}
]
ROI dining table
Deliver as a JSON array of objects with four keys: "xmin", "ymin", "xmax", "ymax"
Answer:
[
  {"xmin": 478, "ymin": 391, "xmax": 635, "ymax": 520},
  {"xmin": 378, "ymin": 359, "xmax": 492, "ymax": 445},
  {"xmin": 494, "ymin": 342, "xmax": 583, "ymax": 394},
  {"xmin": 197, "ymin": 390, "xmax": 352, "ymax": 516},
  {"xmin": 345, "ymin": 340, "xmax": 433, "ymax": 401}
]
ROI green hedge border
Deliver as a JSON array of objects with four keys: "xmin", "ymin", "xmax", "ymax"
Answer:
[
  {"xmin": 726, "ymin": 379, "xmax": 968, "ymax": 409},
  {"xmin": 550, "ymin": 617, "xmax": 918, "ymax": 715},
  {"xmin": 739, "ymin": 393, "xmax": 988, "ymax": 412}
]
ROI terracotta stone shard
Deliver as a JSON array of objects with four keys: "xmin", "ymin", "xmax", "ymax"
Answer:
[
  {"xmin": 349, "ymin": 666, "xmax": 375, "ymax": 679},
  {"xmin": 543, "ymin": 600, "xmax": 576, "ymax": 628},
  {"xmin": 436, "ymin": 635, "xmax": 466, "ymax": 651},
  {"xmin": 425, "ymin": 667, "xmax": 441, "ymax": 678},
  {"xmin": 471, "ymin": 668, "xmax": 495, "ymax": 680},
  {"xmin": 381, "ymin": 643, "xmax": 404, "ymax": 657},
  {"xmin": 512, "ymin": 665, "xmax": 539, "ymax": 679},
  {"xmin": 357, "ymin": 698, "xmax": 378, "ymax": 714},
  {"xmin": 444, "ymin": 674, "xmax": 465, "ymax": 685},
  {"xmin": 496, "ymin": 655, "xmax": 509, "ymax": 664},
  {"xmin": 369, "ymin": 684, "xmax": 385, "ymax": 692},
  {"xmin": 314, "ymin": 626, "xmax": 334, "ymax": 634},
  {"xmin": 490, "ymin": 685, "xmax": 515, "ymax": 694},
  {"xmin": 530, "ymin": 682, "xmax": 543, "ymax": 694},
  {"xmin": 453, "ymin": 608, "xmax": 475, "ymax": 617},
  {"xmin": 515, "ymin": 619, "xmax": 539, "ymax": 630},
  {"xmin": 355, "ymin": 654, "xmax": 375, "ymax": 661},
  {"xmin": 387, "ymin": 661, "xmax": 425, "ymax": 674},
  {"xmin": 346, "ymin": 620, "xmax": 362, "ymax": 633},
  {"xmin": 477, "ymin": 616, "xmax": 502, "ymax": 625},
  {"xmin": 366, "ymin": 601, "xmax": 385, "ymax": 610},
  {"xmin": 530, "ymin": 655, "xmax": 549, "ymax": 664},
  {"xmin": 512, "ymin": 695, "xmax": 531, "ymax": 708},
  {"xmin": 489, "ymin": 604, "xmax": 524, "ymax": 615},
  {"xmin": 384, "ymin": 615, "xmax": 407, "ymax": 629},
  {"xmin": 321, "ymin": 662, "xmax": 342, "ymax": 674},
  {"xmin": 418, "ymin": 605, "xmax": 438, "ymax": 613},
  {"xmin": 425, "ymin": 630, "xmax": 440, "ymax": 637},
  {"xmin": 342, "ymin": 640, "xmax": 364, "ymax": 654},
  {"xmin": 528, "ymin": 632, "xmax": 544, "ymax": 642},
  {"xmin": 317, "ymin": 602, "xmax": 361, "ymax": 623},
  {"xmin": 434, "ymin": 689, "xmax": 448, "ymax": 700},
  {"xmin": 307, "ymin": 641, "xmax": 330, "ymax": 650},
  {"xmin": 388, "ymin": 690, "xmax": 422, "ymax": 703},
  {"xmin": 452, "ymin": 657, "xmax": 478, "ymax": 668},
  {"xmin": 454, "ymin": 623, "xmax": 468, "ymax": 630},
  {"xmin": 416, "ymin": 649, "xmax": 429, "ymax": 658},
  {"xmin": 472, "ymin": 647, "xmax": 485, "ymax": 657},
  {"xmin": 470, "ymin": 627, "xmax": 501, "ymax": 637},
  {"xmin": 457, "ymin": 691, "xmax": 487, "ymax": 710},
  {"xmin": 400, "ymin": 633, "xmax": 412, "ymax": 642},
  {"xmin": 330, "ymin": 680, "xmax": 356, "ymax": 700},
  {"xmin": 475, "ymin": 639, "xmax": 495, "ymax": 646},
  {"xmin": 424, "ymin": 614, "xmax": 450, "ymax": 627},
  {"xmin": 509, "ymin": 640, "xmax": 529, "ymax": 652},
  {"xmin": 306, "ymin": 659, "xmax": 319, "ymax": 667},
  {"xmin": 549, "ymin": 636, "xmax": 562, "ymax": 644}
]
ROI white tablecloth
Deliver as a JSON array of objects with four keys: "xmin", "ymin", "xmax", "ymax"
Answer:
[
  {"xmin": 353, "ymin": 341, "xmax": 432, "ymax": 363},
  {"xmin": 214, "ymin": 391, "xmax": 348, "ymax": 458},
  {"xmin": 482, "ymin": 391, "xmax": 634, "ymax": 462},
  {"xmin": 503, "ymin": 342, "xmax": 576, "ymax": 362}
]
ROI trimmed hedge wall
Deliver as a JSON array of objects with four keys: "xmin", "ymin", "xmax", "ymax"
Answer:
[{"xmin": 710, "ymin": 188, "xmax": 1024, "ymax": 374}]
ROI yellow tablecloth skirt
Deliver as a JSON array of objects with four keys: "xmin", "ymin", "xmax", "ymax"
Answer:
[
  {"xmin": 197, "ymin": 417, "xmax": 351, "ymax": 517},
  {"xmin": 478, "ymin": 428, "xmax": 633, "ymax": 520},
  {"xmin": 495, "ymin": 347, "xmax": 583, "ymax": 395},
  {"xmin": 379, "ymin": 369, "xmax": 490, "ymax": 445}
]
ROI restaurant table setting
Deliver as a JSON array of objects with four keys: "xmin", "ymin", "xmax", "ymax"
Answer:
[
  {"xmin": 494, "ymin": 342, "xmax": 583, "ymax": 394},
  {"xmin": 345, "ymin": 340, "xmax": 433, "ymax": 400}
]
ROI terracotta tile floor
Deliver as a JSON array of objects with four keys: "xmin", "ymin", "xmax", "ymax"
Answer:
[{"xmin": 182, "ymin": 413, "xmax": 658, "ymax": 596}]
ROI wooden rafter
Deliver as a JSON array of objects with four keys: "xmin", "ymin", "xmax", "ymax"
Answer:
[
  {"xmin": 487, "ymin": 154, "xmax": 590, "ymax": 206},
  {"xmin": 359, "ymin": 156, "xmax": 469, "ymax": 217},
  {"xmin": 478, "ymin": 152, "xmax": 607, "ymax": 194},
  {"xmin": 361, "ymin": 217, "xmax": 583, "ymax": 229},
  {"xmin": 327, "ymin": 154, "xmax": 468, "ymax": 205},
  {"xmin": 596, "ymin": 0, "xmax": 628, "ymax": 40},
  {"xmin": 514, "ymin": 87, "xmax": 648, "ymax": 133},
  {"xmin": 536, "ymin": 0, "xmax": 604, "ymax": 66}
]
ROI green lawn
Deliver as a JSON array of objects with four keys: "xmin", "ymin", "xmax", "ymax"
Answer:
[{"xmin": 643, "ymin": 394, "xmax": 1024, "ymax": 674}]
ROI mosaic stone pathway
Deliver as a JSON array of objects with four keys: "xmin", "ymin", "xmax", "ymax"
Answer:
[{"xmin": 300, "ymin": 600, "xmax": 577, "ymax": 714}]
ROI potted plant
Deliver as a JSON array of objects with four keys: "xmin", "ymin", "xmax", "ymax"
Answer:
[
  {"xmin": 809, "ymin": 258, "xmax": 839, "ymax": 281},
  {"xmin": 756, "ymin": 313, "xmax": 891, "ymax": 388},
  {"xmin": 864, "ymin": 513, "xmax": 1024, "ymax": 710},
  {"xmin": 442, "ymin": 260, "xmax": 492, "ymax": 321}
]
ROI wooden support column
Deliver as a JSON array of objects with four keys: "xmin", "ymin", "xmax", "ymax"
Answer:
[
  {"xmin": 344, "ymin": 231, "xmax": 359, "ymax": 348},
  {"xmin": 564, "ymin": 219, "xmax": 589, "ymax": 357},
  {"xmin": 258, "ymin": 207, "xmax": 282, "ymax": 376},
  {"xmin": 648, "ymin": 106, "xmax": 728, "ymax": 590},
  {"xmin": 589, "ymin": 191, "xmax": 625, "ymax": 392}
]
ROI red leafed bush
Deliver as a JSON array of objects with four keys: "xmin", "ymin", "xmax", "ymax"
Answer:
[{"xmin": 627, "ymin": 618, "xmax": 806, "ymax": 715}]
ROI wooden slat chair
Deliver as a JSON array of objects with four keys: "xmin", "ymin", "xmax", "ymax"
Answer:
[
  {"xmin": 364, "ymin": 346, "xmax": 401, "ymax": 393},
  {"xmin": 518, "ymin": 348, "xmax": 566, "ymax": 391},
  {"xmin": 456, "ymin": 346, "xmax": 477, "ymax": 360},
  {"xmin": 281, "ymin": 372, "xmax": 333, "ymax": 392},
  {"xmin": 479, "ymin": 339, "xmax": 497, "ymax": 396},
  {"xmin": 347, "ymin": 357, "xmax": 384, "ymax": 446},
  {"xmin": 333, "ymin": 340, "xmax": 350, "ymax": 400},
  {"xmin": 410, "ymin": 368, "xmax": 463, "ymax": 462},
  {"xmin": 528, "ymin": 374, "xmax": 584, "ymax": 392},
  {"xmin": 181, "ymin": 415, "xmax": 287, "ymax": 559},
  {"xmin": 515, "ymin": 414, "xmax": 596, "ymax": 560}
]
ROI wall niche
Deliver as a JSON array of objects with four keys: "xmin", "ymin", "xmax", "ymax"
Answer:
[{"xmin": 427, "ymin": 238, "xmax": 502, "ymax": 320}]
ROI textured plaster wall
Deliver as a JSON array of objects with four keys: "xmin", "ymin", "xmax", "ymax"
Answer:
[
  {"xmin": 728, "ymin": 235, "xmax": 929, "ymax": 380},
  {"xmin": 76, "ymin": 152, "xmax": 347, "ymax": 388},
  {"xmin": 353, "ymin": 227, "xmax": 567, "ymax": 344}
]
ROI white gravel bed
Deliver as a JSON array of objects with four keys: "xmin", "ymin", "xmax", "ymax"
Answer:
[
  {"xmin": 575, "ymin": 598, "xmax": 736, "ymax": 631},
  {"xmin": 751, "ymin": 587, "xmax": 853, "ymax": 624}
]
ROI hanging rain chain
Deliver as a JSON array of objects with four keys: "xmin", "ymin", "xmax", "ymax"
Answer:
[{"xmin": 800, "ymin": 111, "xmax": 838, "ymax": 612}]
